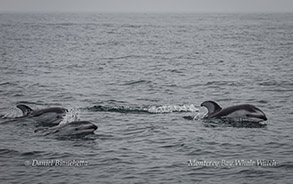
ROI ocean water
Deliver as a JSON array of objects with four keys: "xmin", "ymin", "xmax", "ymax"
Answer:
[{"xmin": 0, "ymin": 13, "xmax": 293, "ymax": 183}]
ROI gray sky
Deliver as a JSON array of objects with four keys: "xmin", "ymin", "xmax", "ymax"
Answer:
[{"xmin": 0, "ymin": 0, "xmax": 293, "ymax": 13}]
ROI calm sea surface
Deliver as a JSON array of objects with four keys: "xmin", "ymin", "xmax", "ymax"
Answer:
[{"xmin": 0, "ymin": 13, "xmax": 293, "ymax": 183}]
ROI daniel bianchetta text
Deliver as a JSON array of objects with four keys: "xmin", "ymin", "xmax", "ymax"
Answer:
[
  {"xmin": 188, "ymin": 159, "xmax": 277, "ymax": 168},
  {"xmin": 24, "ymin": 159, "xmax": 89, "ymax": 167}
]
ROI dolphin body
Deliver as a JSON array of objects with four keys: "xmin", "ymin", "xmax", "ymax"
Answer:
[
  {"xmin": 16, "ymin": 104, "xmax": 67, "ymax": 126},
  {"xmin": 34, "ymin": 121, "xmax": 98, "ymax": 137},
  {"xmin": 200, "ymin": 101, "xmax": 267, "ymax": 123}
]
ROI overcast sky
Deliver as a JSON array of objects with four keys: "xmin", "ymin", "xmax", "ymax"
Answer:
[{"xmin": 0, "ymin": 0, "xmax": 293, "ymax": 13}]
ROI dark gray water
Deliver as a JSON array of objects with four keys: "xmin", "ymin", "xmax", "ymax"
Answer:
[{"xmin": 1, "ymin": 13, "xmax": 293, "ymax": 183}]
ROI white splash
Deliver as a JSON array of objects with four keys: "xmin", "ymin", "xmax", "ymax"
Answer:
[
  {"xmin": 2, "ymin": 108, "xmax": 23, "ymax": 118},
  {"xmin": 193, "ymin": 107, "xmax": 208, "ymax": 120},
  {"xmin": 59, "ymin": 108, "xmax": 80, "ymax": 126},
  {"xmin": 148, "ymin": 104, "xmax": 199, "ymax": 113}
]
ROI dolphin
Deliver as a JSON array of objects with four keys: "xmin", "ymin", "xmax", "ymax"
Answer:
[
  {"xmin": 34, "ymin": 121, "xmax": 98, "ymax": 137},
  {"xmin": 200, "ymin": 101, "xmax": 267, "ymax": 123},
  {"xmin": 16, "ymin": 104, "xmax": 67, "ymax": 126}
]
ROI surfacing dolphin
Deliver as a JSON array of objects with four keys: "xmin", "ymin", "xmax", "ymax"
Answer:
[
  {"xmin": 200, "ymin": 101, "xmax": 267, "ymax": 123},
  {"xmin": 34, "ymin": 121, "xmax": 98, "ymax": 137},
  {"xmin": 17, "ymin": 104, "xmax": 67, "ymax": 126}
]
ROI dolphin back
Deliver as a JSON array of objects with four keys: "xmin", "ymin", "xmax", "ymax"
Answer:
[
  {"xmin": 16, "ymin": 104, "xmax": 33, "ymax": 116},
  {"xmin": 201, "ymin": 101, "xmax": 222, "ymax": 116}
]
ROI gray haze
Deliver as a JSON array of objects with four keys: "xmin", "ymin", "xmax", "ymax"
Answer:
[{"xmin": 0, "ymin": 0, "xmax": 293, "ymax": 13}]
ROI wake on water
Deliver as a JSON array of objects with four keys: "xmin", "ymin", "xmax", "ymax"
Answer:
[
  {"xmin": 1, "ymin": 107, "xmax": 23, "ymax": 119},
  {"xmin": 148, "ymin": 104, "xmax": 199, "ymax": 113},
  {"xmin": 88, "ymin": 104, "xmax": 202, "ymax": 114},
  {"xmin": 58, "ymin": 108, "xmax": 80, "ymax": 126}
]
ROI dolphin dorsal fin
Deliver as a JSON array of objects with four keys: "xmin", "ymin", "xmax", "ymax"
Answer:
[
  {"xmin": 16, "ymin": 104, "xmax": 33, "ymax": 116},
  {"xmin": 201, "ymin": 101, "xmax": 222, "ymax": 115}
]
